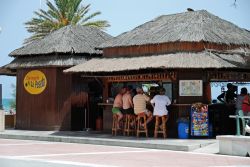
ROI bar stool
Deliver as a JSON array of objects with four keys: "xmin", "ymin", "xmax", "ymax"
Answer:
[
  {"xmin": 112, "ymin": 114, "xmax": 122, "ymax": 136},
  {"xmin": 154, "ymin": 115, "xmax": 167, "ymax": 138},
  {"xmin": 123, "ymin": 114, "xmax": 136, "ymax": 136},
  {"xmin": 136, "ymin": 113, "xmax": 148, "ymax": 137}
]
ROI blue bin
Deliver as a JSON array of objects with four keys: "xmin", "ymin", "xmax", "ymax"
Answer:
[{"xmin": 178, "ymin": 122, "xmax": 189, "ymax": 139}]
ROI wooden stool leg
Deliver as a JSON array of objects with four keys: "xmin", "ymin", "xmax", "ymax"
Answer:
[
  {"xmin": 136, "ymin": 116, "xmax": 140, "ymax": 137},
  {"xmin": 112, "ymin": 115, "xmax": 118, "ymax": 136},
  {"xmin": 123, "ymin": 115, "xmax": 128, "ymax": 136},
  {"xmin": 115, "ymin": 115, "xmax": 118, "ymax": 136},
  {"xmin": 136, "ymin": 114, "xmax": 148, "ymax": 138},
  {"xmin": 112, "ymin": 115, "xmax": 115, "ymax": 136},
  {"xmin": 127, "ymin": 115, "xmax": 131, "ymax": 136},
  {"xmin": 144, "ymin": 115, "xmax": 148, "ymax": 137}
]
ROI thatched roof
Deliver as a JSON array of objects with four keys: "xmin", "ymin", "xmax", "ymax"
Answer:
[
  {"xmin": 10, "ymin": 25, "xmax": 112, "ymax": 57},
  {"xmin": 64, "ymin": 49, "xmax": 250, "ymax": 74},
  {"xmin": 99, "ymin": 10, "xmax": 250, "ymax": 48},
  {"xmin": 0, "ymin": 66, "xmax": 16, "ymax": 76},
  {"xmin": 5, "ymin": 55, "xmax": 87, "ymax": 69}
]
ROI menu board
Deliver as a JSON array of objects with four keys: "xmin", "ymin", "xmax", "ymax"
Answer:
[
  {"xmin": 190, "ymin": 105, "xmax": 209, "ymax": 136},
  {"xmin": 179, "ymin": 80, "xmax": 203, "ymax": 96}
]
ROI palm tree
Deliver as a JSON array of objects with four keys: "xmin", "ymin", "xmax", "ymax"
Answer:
[{"xmin": 24, "ymin": 0, "xmax": 110, "ymax": 44}]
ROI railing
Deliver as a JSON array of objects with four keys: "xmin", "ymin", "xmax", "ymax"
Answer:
[{"xmin": 229, "ymin": 115, "xmax": 250, "ymax": 136}]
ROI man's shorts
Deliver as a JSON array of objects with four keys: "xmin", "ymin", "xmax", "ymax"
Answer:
[
  {"xmin": 112, "ymin": 107, "xmax": 121, "ymax": 114},
  {"xmin": 136, "ymin": 109, "xmax": 151, "ymax": 116},
  {"xmin": 122, "ymin": 108, "xmax": 134, "ymax": 115}
]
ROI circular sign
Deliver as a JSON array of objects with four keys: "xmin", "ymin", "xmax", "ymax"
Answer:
[{"xmin": 23, "ymin": 70, "xmax": 47, "ymax": 95}]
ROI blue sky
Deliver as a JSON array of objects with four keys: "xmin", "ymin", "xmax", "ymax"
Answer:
[{"xmin": 0, "ymin": 0, "xmax": 250, "ymax": 98}]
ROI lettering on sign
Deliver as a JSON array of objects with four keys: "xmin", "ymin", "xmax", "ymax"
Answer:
[{"xmin": 23, "ymin": 70, "xmax": 47, "ymax": 94}]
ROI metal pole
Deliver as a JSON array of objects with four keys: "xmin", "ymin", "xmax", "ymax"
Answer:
[
  {"xmin": 236, "ymin": 115, "xmax": 241, "ymax": 136},
  {"xmin": 84, "ymin": 108, "xmax": 87, "ymax": 130}
]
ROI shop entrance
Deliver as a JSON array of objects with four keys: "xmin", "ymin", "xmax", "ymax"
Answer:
[{"xmin": 71, "ymin": 78, "xmax": 102, "ymax": 131}]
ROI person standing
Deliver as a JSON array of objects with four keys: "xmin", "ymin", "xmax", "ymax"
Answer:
[
  {"xmin": 112, "ymin": 87, "xmax": 126, "ymax": 129},
  {"xmin": 242, "ymin": 89, "xmax": 250, "ymax": 116},
  {"xmin": 133, "ymin": 87, "xmax": 153, "ymax": 124},
  {"xmin": 235, "ymin": 87, "xmax": 248, "ymax": 115},
  {"xmin": 217, "ymin": 83, "xmax": 237, "ymax": 104},
  {"xmin": 242, "ymin": 88, "xmax": 250, "ymax": 132}
]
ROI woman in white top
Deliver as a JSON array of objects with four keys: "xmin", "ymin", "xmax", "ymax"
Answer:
[{"xmin": 151, "ymin": 87, "xmax": 171, "ymax": 116}]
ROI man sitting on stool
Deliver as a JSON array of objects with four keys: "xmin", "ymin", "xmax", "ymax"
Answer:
[
  {"xmin": 112, "ymin": 87, "xmax": 126, "ymax": 129},
  {"xmin": 133, "ymin": 87, "xmax": 153, "ymax": 125}
]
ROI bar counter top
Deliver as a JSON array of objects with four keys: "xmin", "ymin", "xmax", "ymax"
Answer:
[
  {"xmin": 98, "ymin": 103, "xmax": 192, "ymax": 106},
  {"xmin": 98, "ymin": 103, "xmax": 113, "ymax": 106}
]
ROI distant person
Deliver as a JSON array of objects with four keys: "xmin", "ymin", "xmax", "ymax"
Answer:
[
  {"xmin": 217, "ymin": 83, "xmax": 237, "ymax": 104},
  {"xmin": 242, "ymin": 88, "xmax": 250, "ymax": 131},
  {"xmin": 112, "ymin": 87, "xmax": 126, "ymax": 129},
  {"xmin": 122, "ymin": 87, "xmax": 134, "ymax": 115},
  {"xmin": 150, "ymin": 87, "xmax": 171, "ymax": 127},
  {"xmin": 235, "ymin": 87, "xmax": 248, "ymax": 115},
  {"xmin": 133, "ymin": 87, "xmax": 153, "ymax": 124},
  {"xmin": 242, "ymin": 90, "xmax": 250, "ymax": 114}
]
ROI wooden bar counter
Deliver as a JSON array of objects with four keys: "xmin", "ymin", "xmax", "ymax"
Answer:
[{"xmin": 98, "ymin": 103, "xmax": 113, "ymax": 132}]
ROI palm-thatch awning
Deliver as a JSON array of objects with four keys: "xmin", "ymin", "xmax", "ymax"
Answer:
[
  {"xmin": 10, "ymin": 25, "xmax": 112, "ymax": 57},
  {"xmin": 5, "ymin": 55, "xmax": 87, "ymax": 69},
  {"xmin": 99, "ymin": 10, "xmax": 250, "ymax": 48},
  {"xmin": 0, "ymin": 66, "xmax": 16, "ymax": 76},
  {"xmin": 64, "ymin": 49, "xmax": 250, "ymax": 75}
]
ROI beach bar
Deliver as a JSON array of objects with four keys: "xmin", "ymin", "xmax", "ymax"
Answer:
[
  {"xmin": 65, "ymin": 10, "xmax": 250, "ymax": 137},
  {"xmin": 2, "ymin": 25, "xmax": 112, "ymax": 130}
]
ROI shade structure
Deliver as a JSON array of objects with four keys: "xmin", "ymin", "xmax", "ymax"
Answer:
[{"xmin": 64, "ymin": 49, "xmax": 250, "ymax": 75}]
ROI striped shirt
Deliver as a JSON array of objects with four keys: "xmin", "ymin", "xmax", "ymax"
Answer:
[{"xmin": 133, "ymin": 94, "xmax": 150, "ymax": 114}]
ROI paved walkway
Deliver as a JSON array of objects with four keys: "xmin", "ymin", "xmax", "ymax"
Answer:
[
  {"xmin": 0, "ymin": 129, "xmax": 218, "ymax": 153},
  {"xmin": 0, "ymin": 138, "xmax": 249, "ymax": 167}
]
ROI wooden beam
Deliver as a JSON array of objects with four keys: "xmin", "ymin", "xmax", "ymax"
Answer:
[{"xmin": 106, "ymin": 72, "xmax": 177, "ymax": 82}]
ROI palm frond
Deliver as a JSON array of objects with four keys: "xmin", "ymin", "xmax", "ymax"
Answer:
[
  {"xmin": 82, "ymin": 20, "xmax": 110, "ymax": 30},
  {"xmin": 24, "ymin": 0, "xmax": 109, "ymax": 44},
  {"xmin": 81, "ymin": 11, "xmax": 101, "ymax": 23}
]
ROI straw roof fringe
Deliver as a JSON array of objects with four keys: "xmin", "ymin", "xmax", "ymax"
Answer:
[
  {"xmin": 0, "ymin": 66, "xmax": 16, "ymax": 76},
  {"xmin": 10, "ymin": 25, "xmax": 112, "ymax": 57},
  {"xmin": 99, "ymin": 10, "xmax": 250, "ymax": 48},
  {"xmin": 5, "ymin": 55, "xmax": 87, "ymax": 69},
  {"xmin": 64, "ymin": 50, "xmax": 250, "ymax": 74}
]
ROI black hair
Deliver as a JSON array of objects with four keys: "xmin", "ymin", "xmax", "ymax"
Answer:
[
  {"xmin": 227, "ymin": 83, "xmax": 233, "ymax": 89},
  {"xmin": 241, "ymin": 87, "xmax": 248, "ymax": 95}
]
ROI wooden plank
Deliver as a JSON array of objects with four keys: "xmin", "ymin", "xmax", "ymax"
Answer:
[
  {"xmin": 107, "ymin": 72, "xmax": 176, "ymax": 82},
  {"xmin": 103, "ymin": 42, "xmax": 241, "ymax": 57}
]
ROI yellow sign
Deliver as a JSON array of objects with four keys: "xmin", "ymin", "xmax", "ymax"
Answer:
[{"xmin": 23, "ymin": 70, "xmax": 47, "ymax": 95}]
